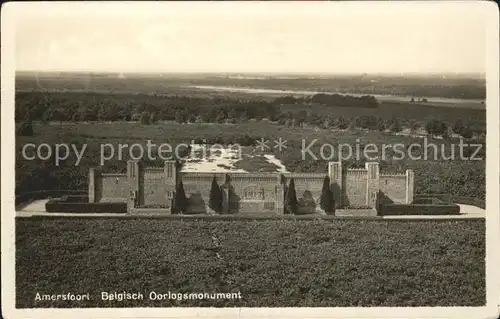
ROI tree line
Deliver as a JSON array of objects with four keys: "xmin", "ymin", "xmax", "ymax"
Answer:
[{"xmin": 15, "ymin": 91, "xmax": 378, "ymax": 124}]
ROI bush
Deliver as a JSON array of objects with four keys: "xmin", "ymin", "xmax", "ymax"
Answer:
[
  {"xmin": 460, "ymin": 127, "xmax": 473, "ymax": 139},
  {"xmin": 408, "ymin": 120, "xmax": 421, "ymax": 134},
  {"xmin": 17, "ymin": 120, "xmax": 34, "ymax": 136},
  {"xmin": 377, "ymin": 118, "xmax": 387, "ymax": 132},
  {"xmin": 235, "ymin": 135, "xmax": 256, "ymax": 146},
  {"xmin": 131, "ymin": 113, "xmax": 141, "ymax": 122},
  {"xmin": 172, "ymin": 179, "xmax": 188, "ymax": 214},
  {"xmin": 209, "ymin": 176, "xmax": 222, "ymax": 213},
  {"xmin": 388, "ymin": 118, "xmax": 402, "ymax": 133},
  {"xmin": 452, "ymin": 119, "xmax": 464, "ymax": 135},
  {"xmin": 425, "ymin": 119, "xmax": 448, "ymax": 136},
  {"xmin": 140, "ymin": 112, "xmax": 150, "ymax": 125},
  {"xmin": 320, "ymin": 176, "xmax": 335, "ymax": 214},
  {"xmin": 355, "ymin": 116, "xmax": 378, "ymax": 130},
  {"xmin": 335, "ymin": 116, "xmax": 349, "ymax": 130},
  {"xmin": 285, "ymin": 178, "xmax": 298, "ymax": 215}
]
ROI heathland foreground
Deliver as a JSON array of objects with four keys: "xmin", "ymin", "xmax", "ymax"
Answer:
[{"xmin": 16, "ymin": 218, "xmax": 485, "ymax": 308}]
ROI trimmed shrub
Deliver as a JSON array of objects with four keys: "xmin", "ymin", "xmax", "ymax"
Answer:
[
  {"xmin": 320, "ymin": 176, "xmax": 335, "ymax": 214},
  {"xmin": 285, "ymin": 178, "xmax": 298, "ymax": 215},
  {"xmin": 209, "ymin": 176, "xmax": 223, "ymax": 213},
  {"xmin": 172, "ymin": 180, "xmax": 188, "ymax": 214}
]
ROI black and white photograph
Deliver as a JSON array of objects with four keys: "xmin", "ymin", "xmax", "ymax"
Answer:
[{"xmin": 2, "ymin": 1, "xmax": 499, "ymax": 318}]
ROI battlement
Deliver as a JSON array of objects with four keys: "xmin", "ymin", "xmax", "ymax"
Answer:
[
  {"xmin": 101, "ymin": 173, "xmax": 126, "ymax": 177},
  {"xmin": 380, "ymin": 173, "xmax": 406, "ymax": 177}
]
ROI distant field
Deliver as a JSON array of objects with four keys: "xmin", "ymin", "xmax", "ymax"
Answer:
[
  {"xmin": 15, "ymin": 218, "xmax": 485, "ymax": 307},
  {"xmin": 16, "ymin": 72, "xmax": 486, "ymax": 102},
  {"xmin": 15, "ymin": 90, "xmax": 486, "ymax": 127}
]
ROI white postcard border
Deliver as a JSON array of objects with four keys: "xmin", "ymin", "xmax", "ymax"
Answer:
[{"xmin": 2, "ymin": 1, "xmax": 499, "ymax": 319}]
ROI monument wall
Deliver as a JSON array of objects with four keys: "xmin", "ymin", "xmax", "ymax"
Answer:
[
  {"xmin": 229, "ymin": 173, "xmax": 278, "ymax": 214},
  {"xmin": 89, "ymin": 169, "xmax": 127, "ymax": 203},
  {"xmin": 344, "ymin": 169, "xmax": 368, "ymax": 207},
  {"xmin": 140, "ymin": 167, "xmax": 169, "ymax": 207},
  {"xmin": 284, "ymin": 173, "xmax": 325, "ymax": 213},
  {"xmin": 379, "ymin": 174, "xmax": 408, "ymax": 204},
  {"xmin": 89, "ymin": 160, "xmax": 415, "ymax": 214},
  {"xmin": 181, "ymin": 173, "xmax": 225, "ymax": 213}
]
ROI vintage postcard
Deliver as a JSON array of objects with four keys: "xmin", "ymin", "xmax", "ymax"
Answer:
[{"xmin": 1, "ymin": 1, "xmax": 499, "ymax": 318}]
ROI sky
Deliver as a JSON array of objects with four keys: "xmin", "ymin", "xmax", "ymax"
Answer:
[{"xmin": 12, "ymin": 1, "xmax": 492, "ymax": 74}]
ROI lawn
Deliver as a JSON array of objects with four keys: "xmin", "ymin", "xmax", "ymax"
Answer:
[{"xmin": 16, "ymin": 218, "xmax": 485, "ymax": 308}]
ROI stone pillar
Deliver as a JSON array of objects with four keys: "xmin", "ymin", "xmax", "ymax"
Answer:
[
  {"xmin": 406, "ymin": 169, "xmax": 415, "ymax": 204},
  {"xmin": 164, "ymin": 160, "xmax": 177, "ymax": 210},
  {"xmin": 88, "ymin": 168, "xmax": 96, "ymax": 203},
  {"xmin": 164, "ymin": 160, "xmax": 177, "ymax": 186},
  {"xmin": 127, "ymin": 160, "xmax": 140, "ymax": 213},
  {"xmin": 275, "ymin": 174, "xmax": 286, "ymax": 214},
  {"xmin": 328, "ymin": 161, "xmax": 343, "ymax": 208},
  {"xmin": 365, "ymin": 162, "xmax": 380, "ymax": 208}
]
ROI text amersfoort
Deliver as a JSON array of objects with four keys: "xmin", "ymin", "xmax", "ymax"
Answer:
[{"xmin": 102, "ymin": 291, "xmax": 243, "ymax": 301}]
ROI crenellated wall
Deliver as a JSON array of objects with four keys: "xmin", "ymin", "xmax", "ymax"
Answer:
[{"xmin": 89, "ymin": 160, "xmax": 415, "ymax": 214}]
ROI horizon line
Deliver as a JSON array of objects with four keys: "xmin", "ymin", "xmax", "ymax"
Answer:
[{"xmin": 15, "ymin": 70, "xmax": 486, "ymax": 77}]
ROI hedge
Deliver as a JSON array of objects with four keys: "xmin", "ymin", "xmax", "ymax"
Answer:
[
  {"xmin": 45, "ymin": 199, "xmax": 127, "ymax": 213},
  {"xmin": 380, "ymin": 203, "xmax": 460, "ymax": 216},
  {"xmin": 414, "ymin": 194, "xmax": 485, "ymax": 209},
  {"xmin": 16, "ymin": 189, "xmax": 87, "ymax": 206}
]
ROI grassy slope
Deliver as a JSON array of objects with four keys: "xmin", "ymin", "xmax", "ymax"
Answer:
[{"xmin": 16, "ymin": 218, "xmax": 485, "ymax": 308}]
